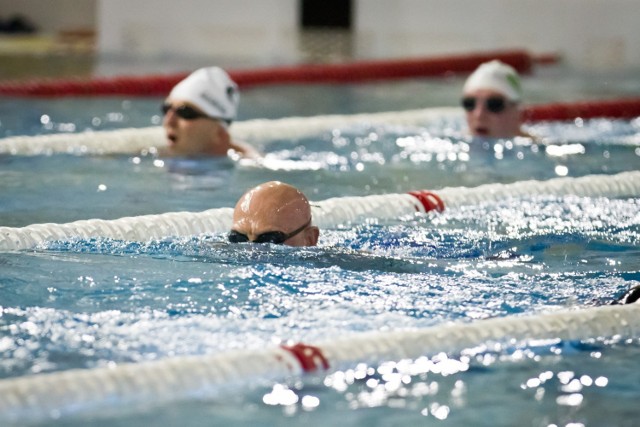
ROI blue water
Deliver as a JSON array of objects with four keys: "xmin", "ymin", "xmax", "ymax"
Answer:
[{"xmin": 1, "ymin": 65, "xmax": 640, "ymax": 426}]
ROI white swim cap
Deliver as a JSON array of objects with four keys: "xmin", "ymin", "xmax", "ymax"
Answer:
[
  {"xmin": 168, "ymin": 67, "xmax": 239, "ymax": 122},
  {"xmin": 463, "ymin": 60, "xmax": 522, "ymax": 102}
]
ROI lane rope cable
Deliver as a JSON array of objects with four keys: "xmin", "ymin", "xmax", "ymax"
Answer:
[
  {"xmin": 1, "ymin": 170, "xmax": 639, "ymax": 251},
  {"xmin": 2, "ymin": 97, "xmax": 640, "ymax": 156},
  {"xmin": 0, "ymin": 50, "xmax": 536, "ymax": 97},
  {"xmin": 0, "ymin": 303, "xmax": 638, "ymax": 423}
]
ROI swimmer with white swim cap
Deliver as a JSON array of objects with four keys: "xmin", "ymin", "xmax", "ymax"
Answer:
[
  {"xmin": 160, "ymin": 66, "xmax": 259, "ymax": 158},
  {"xmin": 461, "ymin": 60, "xmax": 531, "ymax": 139}
]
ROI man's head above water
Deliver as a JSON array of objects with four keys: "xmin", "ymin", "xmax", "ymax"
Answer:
[
  {"xmin": 161, "ymin": 66, "xmax": 257, "ymax": 158},
  {"xmin": 229, "ymin": 181, "xmax": 319, "ymax": 247}
]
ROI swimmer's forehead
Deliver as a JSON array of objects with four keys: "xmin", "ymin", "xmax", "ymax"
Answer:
[
  {"xmin": 163, "ymin": 98, "xmax": 205, "ymax": 111},
  {"xmin": 235, "ymin": 182, "xmax": 309, "ymax": 216},
  {"xmin": 463, "ymin": 88, "xmax": 508, "ymax": 98}
]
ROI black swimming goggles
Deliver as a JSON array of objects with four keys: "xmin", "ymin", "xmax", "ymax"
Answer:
[
  {"xmin": 228, "ymin": 219, "xmax": 312, "ymax": 244},
  {"xmin": 162, "ymin": 103, "xmax": 224, "ymax": 121},
  {"xmin": 461, "ymin": 96, "xmax": 512, "ymax": 114}
]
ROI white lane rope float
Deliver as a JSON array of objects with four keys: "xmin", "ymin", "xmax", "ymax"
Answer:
[
  {"xmin": 0, "ymin": 303, "xmax": 638, "ymax": 423},
  {"xmin": 0, "ymin": 107, "xmax": 462, "ymax": 156},
  {"xmin": 1, "ymin": 170, "xmax": 639, "ymax": 251},
  {"xmin": 3, "ymin": 97, "xmax": 640, "ymax": 156}
]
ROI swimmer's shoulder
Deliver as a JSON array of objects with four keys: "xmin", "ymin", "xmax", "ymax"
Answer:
[
  {"xmin": 518, "ymin": 128, "xmax": 542, "ymax": 143},
  {"xmin": 230, "ymin": 139, "xmax": 262, "ymax": 159}
]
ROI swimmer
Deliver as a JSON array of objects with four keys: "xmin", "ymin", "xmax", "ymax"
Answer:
[
  {"xmin": 160, "ymin": 66, "xmax": 259, "ymax": 158},
  {"xmin": 612, "ymin": 285, "xmax": 640, "ymax": 305},
  {"xmin": 462, "ymin": 60, "xmax": 532, "ymax": 139},
  {"xmin": 229, "ymin": 181, "xmax": 319, "ymax": 247}
]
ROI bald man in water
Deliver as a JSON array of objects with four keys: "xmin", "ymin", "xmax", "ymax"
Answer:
[{"xmin": 228, "ymin": 181, "xmax": 319, "ymax": 247}]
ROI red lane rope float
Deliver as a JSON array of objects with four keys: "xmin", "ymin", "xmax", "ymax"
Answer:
[
  {"xmin": 0, "ymin": 49, "xmax": 533, "ymax": 97},
  {"xmin": 232, "ymin": 49, "xmax": 533, "ymax": 86},
  {"xmin": 407, "ymin": 191, "xmax": 446, "ymax": 213},
  {"xmin": 523, "ymin": 97, "xmax": 640, "ymax": 122},
  {"xmin": 281, "ymin": 343, "xmax": 331, "ymax": 373},
  {"xmin": 530, "ymin": 52, "xmax": 562, "ymax": 65}
]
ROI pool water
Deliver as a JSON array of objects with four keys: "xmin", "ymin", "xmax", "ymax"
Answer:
[{"xmin": 1, "ymin": 64, "xmax": 640, "ymax": 426}]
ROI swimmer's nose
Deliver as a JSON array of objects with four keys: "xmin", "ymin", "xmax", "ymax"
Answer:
[
  {"xmin": 163, "ymin": 109, "xmax": 178, "ymax": 127},
  {"xmin": 471, "ymin": 102, "xmax": 490, "ymax": 117}
]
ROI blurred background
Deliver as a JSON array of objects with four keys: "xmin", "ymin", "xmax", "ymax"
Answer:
[{"xmin": 0, "ymin": 0, "xmax": 638, "ymax": 80}]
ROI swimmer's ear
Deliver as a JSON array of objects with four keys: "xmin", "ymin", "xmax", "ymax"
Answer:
[
  {"xmin": 216, "ymin": 124, "xmax": 231, "ymax": 145},
  {"xmin": 306, "ymin": 226, "xmax": 320, "ymax": 246}
]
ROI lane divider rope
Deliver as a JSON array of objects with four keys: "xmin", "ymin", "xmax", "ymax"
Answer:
[
  {"xmin": 0, "ymin": 107, "xmax": 460, "ymax": 156},
  {"xmin": 0, "ymin": 50, "xmax": 535, "ymax": 97},
  {"xmin": 1, "ymin": 171, "xmax": 639, "ymax": 252},
  {"xmin": 2, "ymin": 97, "xmax": 639, "ymax": 157},
  {"xmin": 0, "ymin": 303, "xmax": 638, "ymax": 423}
]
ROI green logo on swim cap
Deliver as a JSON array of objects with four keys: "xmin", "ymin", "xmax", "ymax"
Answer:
[{"xmin": 506, "ymin": 73, "xmax": 522, "ymax": 96}]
